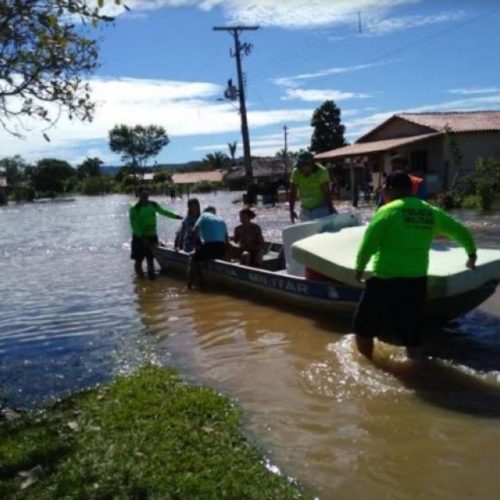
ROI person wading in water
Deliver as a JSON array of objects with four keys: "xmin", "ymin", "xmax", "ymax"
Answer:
[
  {"xmin": 129, "ymin": 186, "xmax": 182, "ymax": 279},
  {"xmin": 354, "ymin": 171, "xmax": 477, "ymax": 360}
]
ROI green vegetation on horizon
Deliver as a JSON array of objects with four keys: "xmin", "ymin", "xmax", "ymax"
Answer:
[
  {"xmin": 438, "ymin": 157, "xmax": 500, "ymax": 211},
  {"xmin": 0, "ymin": 365, "xmax": 305, "ymax": 499}
]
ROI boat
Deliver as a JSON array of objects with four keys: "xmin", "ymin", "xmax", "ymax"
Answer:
[
  {"xmin": 153, "ymin": 213, "xmax": 499, "ymax": 324},
  {"xmin": 292, "ymin": 226, "xmax": 500, "ymax": 299}
]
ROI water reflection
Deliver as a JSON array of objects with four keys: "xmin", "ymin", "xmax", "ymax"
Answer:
[
  {"xmin": 372, "ymin": 354, "xmax": 500, "ymax": 418},
  {"xmin": 3, "ymin": 194, "xmax": 500, "ymax": 499}
]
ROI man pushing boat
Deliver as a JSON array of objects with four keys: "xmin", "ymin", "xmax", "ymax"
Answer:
[
  {"xmin": 129, "ymin": 186, "xmax": 182, "ymax": 279},
  {"xmin": 354, "ymin": 171, "xmax": 477, "ymax": 359}
]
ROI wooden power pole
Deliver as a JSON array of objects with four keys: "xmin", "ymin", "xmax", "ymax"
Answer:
[{"xmin": 213, "ymin": 25, "xmax": 259, "ymax": 194}]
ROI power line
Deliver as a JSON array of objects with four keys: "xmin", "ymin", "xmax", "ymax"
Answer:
[{"xmin": 293, "ymin": 6, "xmax": 500, "ymax": 92}]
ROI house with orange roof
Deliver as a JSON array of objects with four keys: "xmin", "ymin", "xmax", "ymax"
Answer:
[{"xmin": 315, "ymin": 110, "xmax": 500, "ymax": 196}]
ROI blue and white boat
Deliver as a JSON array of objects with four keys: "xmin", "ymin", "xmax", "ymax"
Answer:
[{"xmin": 154, "ymin": 213, "xmax": 499, "ymax": 324}]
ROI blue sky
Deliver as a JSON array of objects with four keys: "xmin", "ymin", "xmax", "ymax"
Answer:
[{"xmin": 4, "ymin": 0, "xmax": 500, "ymax": 166}]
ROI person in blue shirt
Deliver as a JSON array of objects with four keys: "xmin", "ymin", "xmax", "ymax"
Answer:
[
  {"xmin": 175, "ymin": 198, "xmax": 201, "ymax": 252},
  {"xmin": 187, "ymin": 206, "xmax": 228, "ymax": 289}
]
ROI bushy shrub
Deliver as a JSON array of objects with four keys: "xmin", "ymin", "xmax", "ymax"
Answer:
[
  {"xmin": 461, "ymin": 194, "xmax": 481, "ymax": 209},
  {"xmin": 81, "ymin": 176, "xmax": 116, "ymax": 195},
  {"xmin": 475, "ymin": 157, "xmax": 500, "ymax": 211}
]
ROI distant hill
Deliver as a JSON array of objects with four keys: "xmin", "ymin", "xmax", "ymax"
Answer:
[
  {"xmin": 101, "ymin": 166, "xmax": 122, "ymax": 176},
  {"xmin": 101, "ymin": 162, "xmax": 204, "ymax": 177}
]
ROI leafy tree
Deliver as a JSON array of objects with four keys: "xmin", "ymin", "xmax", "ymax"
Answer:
[
  {"xmin": 0, "ymin": 155, "xmax": 29, "ymax": 186},
  {"xmin": 202, "ymin": 152, "xmax": 231, "ymax": 170},
  {"xmin": 32, "ymin": 158, "xmax": 76, "ymax": 193},
  {"xmin": 153, "ymin": 171, "xmax": 170, "ymax": 183},
  {"xmin": 77, "ymin": 157, "xmax": 103, "ymax": 179},
  {"xmin": 0, "ymin": 0, "xmax": 123, "ymax": 135},
  {"xmin": 108, "ymin": 125, "xmax": 170, "ymax": 187},
  {"xmin": 310, "ymin": 100, "xmax": 346, "ymax": 154},
  {"xmin": 115, "ymin": 165, "xmax": 134, "ymax": 182}
]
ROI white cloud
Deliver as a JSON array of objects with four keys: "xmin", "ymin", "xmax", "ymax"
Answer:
[
  {"xmin": 95, "ymin": 0, "xmax": 435, "ymax": 30},
  {"xmin": 93, "ymin": 0, "xmax": 466, "ymax": 33},
  {"xmin": 215, "ymin": 0, "xmax": 418, "ymax": 29},
  {"xmin": 274, "ymin": 61, "xmax": 395, "ymax": 88},
  {"xmin": 0, "ymin": 76, "xmax": 314, "ymax": 163},
  {"xmin": 408, "ymin": 94, "xmax": 500, "ymax": 113},
  {"xmin": 282, "ymin": 88, "xmax": 370, "ymax": 102},
  {"xmin": 343, "ymin": 93, "xmax": 500, "ymax": 139},
  {"xmin": 448, "ymin": 87, "xmax": 500, "ymax": 95},
  {"xmin": 363, "ymin": 11, "xmax": 466, "ymax": 36},
  {"xmin": 193, "ymin": 124, "xmax": 313, "ymax": 156},
  {"xmin": 69, "ymin": 147, "xmax": 121, "ymax": 166}
]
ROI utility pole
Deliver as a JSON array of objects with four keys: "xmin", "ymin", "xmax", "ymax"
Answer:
[
  {"xmin": 283, "ymin": 125, "xmax": 289, "ymax": 196},
  {"xmin": 213, "ymin": 25, "xmax": 259, "ymax": 196}
]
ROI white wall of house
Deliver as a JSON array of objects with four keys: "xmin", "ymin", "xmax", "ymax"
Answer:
[
  {"xmin": 450, "ymin": 131, "xmax": 500, "ymax": 170},
  {"xmin": 378, "ymin": 132, "xmax": 500, "ymax": 190}
]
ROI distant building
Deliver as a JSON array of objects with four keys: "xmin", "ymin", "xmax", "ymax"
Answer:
[
  {"xmin": 142, "ymin": 173, "xmax": 155, "ymax": 183},
  {"xmin": 171, "ymin": 170, "xmax": 224, "ymax": 196},
  {"xmin": 223, "ymin": 158, "xmax": 288, "ymax": 191},
  {"xmin": 315, "ymin": 110, "xmax": 500, "ymax": 195},
  {"xmin": 172, "ymin": 170, "xmax": 224, "ymax": 186}
]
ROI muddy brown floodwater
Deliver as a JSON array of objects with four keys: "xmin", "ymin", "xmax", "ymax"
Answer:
[{"xmin": 1, "ymin": 193, "xmax": 500, "ymax": 499}]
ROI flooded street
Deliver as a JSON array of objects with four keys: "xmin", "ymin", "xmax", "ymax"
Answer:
[{"xmin": 1, "ymin": 193, "xmax": 500, "ymax": 499}]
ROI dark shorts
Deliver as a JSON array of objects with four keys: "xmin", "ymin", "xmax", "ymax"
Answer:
[
  {"xmin": 131, "ymin": 235, "xmax": 158, "ymax": 261},
  {"xmin": 353, "ymin": 277, "xmax": 428, "ymax": 347},
  {"xmin": 192, "ymin": 242, "xmax": 227, "ymax": 262}
]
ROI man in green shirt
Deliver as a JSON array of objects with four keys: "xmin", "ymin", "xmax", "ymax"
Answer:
[
  {"xmin": 129, "ymin": 186, "xmax": 182, "ymax": 278},
  {"xmin": 354, "ymin": 171, "xmax": 477, "ymax": 359},
  {"xmin": 289, "ymin": 151, "xmax": 335, "ymax": 223}
]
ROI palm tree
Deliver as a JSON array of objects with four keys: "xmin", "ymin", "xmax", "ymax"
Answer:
[
  {"xmin": 203, "ymin": 152, "xmax": 231, "ymax": 170},
  {"xmin": 227, "ymin": 141, "xmax": 237, "ymax": 164}
]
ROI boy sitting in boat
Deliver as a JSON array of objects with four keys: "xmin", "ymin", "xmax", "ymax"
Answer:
[
  {"xmin": 175, "ymin": 198, "xmax": 201, "ymax": 252},
  {"xmin": 230, "ymin": 208, "xmax": 265, "ymax": 267}
]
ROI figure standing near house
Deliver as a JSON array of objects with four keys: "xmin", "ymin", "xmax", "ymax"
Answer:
[
  {"xmin": 187, "ymin": 206, "xmax": 229, "ymax": 289},
  {"xmin": 130, "ymin": 186, "xmax": 182, "ymax": 279},
  {"xmin": 354, "ymin": 171, "xmax": 477, "ymax": 360},
  {"xmin": 376, "ymin": 155, "xmax": 427, "ymax": 208},
  {"xmin": 289, "ymin": 151, "xmax": 336, "ymax": 223},
  {"xmin": 175, "ymin": 198, "xmax": 201, "ymax": 252},
  {"xmin": 230, "ymin": 208, "xmax": 265, "ymax": 267}
]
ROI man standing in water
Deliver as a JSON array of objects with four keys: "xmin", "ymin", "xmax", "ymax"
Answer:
[
  {"xmin": 130, "ymin": 186, "xmax": 182, "ymax": 278},
  {"xmin": 354, "ymin": 171, "xmax": 477, "ymax": 359},
  {"xmin": 289, "ymin": 151, "xmax": 335, "ymax": 223}
]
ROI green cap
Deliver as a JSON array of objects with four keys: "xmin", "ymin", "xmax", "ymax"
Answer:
[{"xmin": 295, "ymin": 151, "xmax": 315, "ymax": 168}]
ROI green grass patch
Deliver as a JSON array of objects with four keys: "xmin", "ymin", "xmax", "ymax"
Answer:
[{"xmin": 0, "ymin": 365, "xmax": 305, "ymax": 499}]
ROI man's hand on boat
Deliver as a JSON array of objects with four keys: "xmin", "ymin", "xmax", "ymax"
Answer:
[
  {"xmin": 355, "ymin": 270, "xmax": 365, "ymax": 283},
  {"xmin": 290, "ymin": 209, "xmax": 298, "ymax": 224},
  {"xmin": 466, "ymin": 253, "xmax": 477, "ymax": 270}
]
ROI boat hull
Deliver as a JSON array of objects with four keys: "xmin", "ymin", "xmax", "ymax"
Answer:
[{"xmin": 154, "ymin": 246, "xmax": 498, "ymax": 324}]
